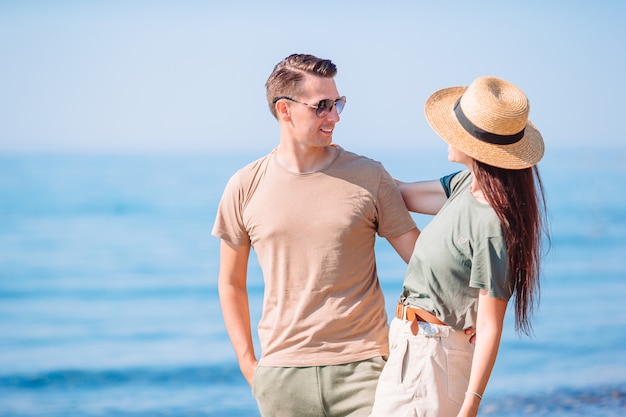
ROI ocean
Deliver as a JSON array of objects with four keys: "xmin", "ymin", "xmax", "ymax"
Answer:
[{"xmin": 0, "ymin": 147, "xmax": 624, "ymax": 416}]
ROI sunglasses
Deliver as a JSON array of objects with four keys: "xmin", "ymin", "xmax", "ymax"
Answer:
[{"xmin": 273, "ymin": 96, "xmax": 347, "ymax": 118}]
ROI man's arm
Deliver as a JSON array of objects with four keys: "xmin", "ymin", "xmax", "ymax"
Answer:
[
  {"xmin": 387, "ymin": 227, "xmax": 420, "ymax": 263},
  {"xmin": 217, "ymin": 239, "xmax": 257, "ymax": 386},
  {"xmin": 386, "ymin": 178, "xmax": 444, "ymax": 262},
  {"xmin": 396, "ymin": 179, "xmax": 447, "ymax": 215}
]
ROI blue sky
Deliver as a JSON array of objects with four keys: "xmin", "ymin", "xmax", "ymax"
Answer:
[{"xmin": 1, "ymin": 0, "xmax": 624, "ymax": 153}]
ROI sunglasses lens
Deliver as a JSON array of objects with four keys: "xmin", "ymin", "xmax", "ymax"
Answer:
[
  {"xmin": 335, "ymin": 98, "xmax": 346, "ymax": 115},
  {"xmin": 315, "ymin": 99, "xmax": 333, "ymax": 117},
  {"xmin": 316, "ymin": 98, "xmax": 346, "ymax": 117}
]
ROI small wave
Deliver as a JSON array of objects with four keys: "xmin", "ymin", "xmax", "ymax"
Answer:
[
  {"xmin": 482, "ymin": 384, "xmax": 626, "ymax": 416},
  {"xmin": 0, "ymin": 364, "xmax": 243, "ymax": 390}
]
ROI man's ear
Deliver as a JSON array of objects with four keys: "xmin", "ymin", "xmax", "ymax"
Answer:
[{"xmin": 276, "ymin": 100, "xmax": 291, "ymax": 121}]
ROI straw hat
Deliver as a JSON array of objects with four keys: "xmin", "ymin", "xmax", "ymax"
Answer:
[{"xmin": 424, "ymin": 76, "xmax": 544, "ymax": 169}]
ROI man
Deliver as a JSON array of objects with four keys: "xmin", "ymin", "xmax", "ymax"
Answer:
[{"xmin": 212, "ymin": 53, "xmax": 419, "ymax": 417}]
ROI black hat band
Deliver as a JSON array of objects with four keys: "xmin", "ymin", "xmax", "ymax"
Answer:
[{"xmin": 454, "ymin": 98, "xmax": 525, "ymax": 145}]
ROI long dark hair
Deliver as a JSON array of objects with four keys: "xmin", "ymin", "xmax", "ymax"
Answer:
[{"xmin": 473, "ymin": 161, "xmax": 549, "ymax": 336}]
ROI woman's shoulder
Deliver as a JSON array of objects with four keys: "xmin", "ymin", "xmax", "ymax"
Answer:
[{"xmin": 445, "ymin": 170, "xmax": 472, "ymax": 196}]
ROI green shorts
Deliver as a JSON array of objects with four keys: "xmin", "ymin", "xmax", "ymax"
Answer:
[{"xmin": 252, "ymin": 356, "xmax": 387, "ymax": 417}]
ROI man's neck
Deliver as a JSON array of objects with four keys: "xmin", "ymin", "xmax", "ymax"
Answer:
[{"xmin": 275, "ymin": 144, "xmax": 338, "ymax": 173}]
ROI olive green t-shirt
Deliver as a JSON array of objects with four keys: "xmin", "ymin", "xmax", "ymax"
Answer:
[{"xmin": 401, "ymin": 170, "xmax": 511, "ymax": 331}]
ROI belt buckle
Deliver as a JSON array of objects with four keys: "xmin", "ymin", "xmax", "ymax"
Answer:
[{"xmin": 396, "ymin": 302, "xmax": 407, "ymax": 320}]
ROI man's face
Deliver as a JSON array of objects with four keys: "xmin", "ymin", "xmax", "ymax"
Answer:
[{"xmin": 284, "ymin": 74, "xmax": 342, "ymax": 148}]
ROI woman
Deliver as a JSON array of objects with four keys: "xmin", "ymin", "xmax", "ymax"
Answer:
[{"xmin": 369, "ymin": 76, "xmax": 549, "ymax": 417}]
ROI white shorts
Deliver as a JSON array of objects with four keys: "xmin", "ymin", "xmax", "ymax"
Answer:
[{"xmin": 369, "ymin": 317, "xmax": 475, "ymax": 417}]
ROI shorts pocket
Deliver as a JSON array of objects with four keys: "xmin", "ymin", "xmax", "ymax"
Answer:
[
  {"xmin": 445, "ymin": 348, "xmax": 473, "ymax": 405},
  {"xmin": 251, "ymin": 365, "xmax": 263, "ymax": 398}
]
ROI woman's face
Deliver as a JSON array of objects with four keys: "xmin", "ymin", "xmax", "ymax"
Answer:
[{"xmin": 447, "ymin": 145, "xmax": 474, "ymax": 168}]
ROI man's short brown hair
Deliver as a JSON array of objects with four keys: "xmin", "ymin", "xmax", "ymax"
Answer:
[{"xmin": 265, "ymin": 54, "xmax": 337, "ymax": 119}]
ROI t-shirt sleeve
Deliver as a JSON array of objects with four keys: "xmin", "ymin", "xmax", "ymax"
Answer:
[
  {"xmin": 211, "ymin": 171, "xmax": 251, "ymax": 246},
  {"xmin": 440, "ymin": 170, "xmax": 465, "ymax": 198},
  {"xmin": 468, "ymin": 235, "xmax": 512, "ymax": 301},
  {"xmin": 376, "ymin": 167, "xmax": 417, "ymax": 238}
]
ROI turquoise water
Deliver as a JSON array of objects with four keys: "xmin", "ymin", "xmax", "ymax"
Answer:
[{"xmin": 0, "ymin": 148, "xmax": 624, "ymax": 416}]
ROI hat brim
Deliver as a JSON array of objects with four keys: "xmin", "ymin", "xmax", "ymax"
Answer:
[{"xmin": 424, "ymin": 86, "xmax": 544, "ymax": 170}]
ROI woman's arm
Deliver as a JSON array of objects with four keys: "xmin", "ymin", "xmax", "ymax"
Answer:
[
  {"xmin": 395, "ymin": 179, "xmax": 447, "ymax": 215},
  {"xmin": 457, "ymin": 290, "xmax": 508, "ymax": 417}
]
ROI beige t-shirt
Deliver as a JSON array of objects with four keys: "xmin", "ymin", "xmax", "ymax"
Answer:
[{"xmin": 212, "ymin": 146, "xmax": 416, "ymax": 366}]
